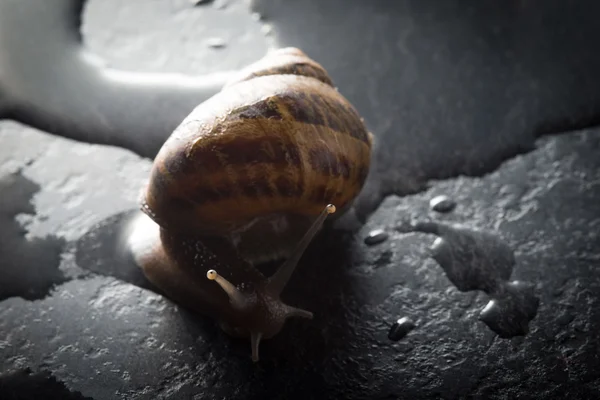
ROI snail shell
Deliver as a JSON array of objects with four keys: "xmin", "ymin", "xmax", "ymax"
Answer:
[{"xmin": 130, "ymin": 47, "xmax": 373, "ymax": 361}]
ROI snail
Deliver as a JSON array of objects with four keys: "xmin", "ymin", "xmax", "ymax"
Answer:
[{"xmin": 127, "ymin": 47, "xmax": 373, "ymax": 361}]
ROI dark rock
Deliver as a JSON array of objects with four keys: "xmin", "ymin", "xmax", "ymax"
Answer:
[
  {"xmin": 1, "ymin": 120, "xmax": 598, "ymax": 400},
  {"xmin": 1, "ymin": 1, "xmax": 600, "ymax": 399}
]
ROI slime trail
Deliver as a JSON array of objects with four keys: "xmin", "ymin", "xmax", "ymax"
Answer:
[
  {"xmin": 412, "ymin": 221, "xmax": 539, "ymax": 338},
  {"xmin": 0, "ymin": 0, "xmax": 235, "ymax": 159}
]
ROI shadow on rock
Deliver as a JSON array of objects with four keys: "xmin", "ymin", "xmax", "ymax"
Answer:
[
  {"xmin": 0, "ymin": 170, "xmax": 67, "ymax": 301},
  {"xmin": 74, "ymin": 209, "xmax": 158, "ymax": 293},
  {"xmin": 74, "ymin": 208, "xmax": 371, "ymax": 376},
  {"xmin": 0, "ymin": 367, "xmax": 92, "ymax": 400}
]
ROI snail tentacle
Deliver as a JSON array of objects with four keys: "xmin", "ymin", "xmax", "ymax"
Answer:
[
  {"xmin": 267, "ymin": 204, "xmax": 336, "ymax": 297},
  {"xmin": 250, "ymin": 331, "xmax": 263, "ymax": 362},
  {"xmin": 206, "ymin": 269, "xmax": 247, "ymax": 309},
  {"xmin": 283, "ymin": 306, "xmax": 314, "ymax": 320}
]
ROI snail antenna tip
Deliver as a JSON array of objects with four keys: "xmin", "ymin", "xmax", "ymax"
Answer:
[{"xmin": 207, "ymin": 269, "xmax": 247, "ymax": 309}]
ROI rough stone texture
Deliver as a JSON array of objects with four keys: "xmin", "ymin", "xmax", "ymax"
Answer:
[
  {"xmin": 1, "ymin": 116, "xmax": 599, "ymax": 400},
  {"xmin": 1, "ymin": 0, "xmax": 600, "ymax": 399}
]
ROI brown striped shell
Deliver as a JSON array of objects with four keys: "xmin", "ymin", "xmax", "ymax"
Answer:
[
  {"xmin": 133, "ymin": 47, "xmax": 373, "ymax": 362},
  {"xmin": 141, "ymin": 47, "xmax": 372, "ymax": 262}
]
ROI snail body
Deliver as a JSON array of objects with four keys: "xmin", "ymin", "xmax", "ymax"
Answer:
[{"xmin": 129, "ymin": 48, "xmax": 373, "ymax": 361}]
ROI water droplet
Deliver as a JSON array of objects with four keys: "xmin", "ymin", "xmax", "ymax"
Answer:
[
  {"xmin": 429, "ymin": 195, "xmax": 456, "ymax": 213},
  {"xmin": 190, "ymin": 0, "xmax": 213, "ymax": 6},
  {"xmin": 479, "ymin": 281, "xmax": 539, "ymax": 338},
  {"xmin": 411, "ymin": 221, "xmax": 540, "ymax": 338},
  {"xmin": 206, "ymin": 37, "xmax": 227, "ymax": 49},
  {"xmin": 388, "ymin": 317, "xmax": 416, "ymax": 341},
  {"xmin": 364, "ymin": 229, "xmax": 389, "ymax": 245}
]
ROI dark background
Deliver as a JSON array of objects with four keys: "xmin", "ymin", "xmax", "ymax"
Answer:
[{"xmin": 1, "ymin": 0, "xmax": 599, "ymax": 399}]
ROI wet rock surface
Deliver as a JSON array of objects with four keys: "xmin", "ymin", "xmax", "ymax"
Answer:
[
  {"xmin": 409, "ymin": 221, "xmax": 540, "ymax": 339},
  {"xmin": 2, "ymin": 116, "xmax": 599, "ymax": 400},
  {"xmin": 0, "ymin": 367, "xmax": 93, "ymax": 400},
  {"xmin": 1, "ymin": 0, "xmax": 600, "ymax": 399}
]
